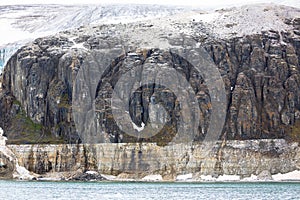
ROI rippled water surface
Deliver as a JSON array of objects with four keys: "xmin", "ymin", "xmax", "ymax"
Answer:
[{"xmin": 1, "ymin": 181, "xmax": 300, "ymax": 199}]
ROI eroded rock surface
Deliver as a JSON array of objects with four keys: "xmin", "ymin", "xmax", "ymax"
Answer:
[
  {"xmin": 0, "ymin": 5, "xmax": 300, "ymax": 144},
  {"xmin": 7, "ymin": 139, "xmax": 300, "ymax": 180}
]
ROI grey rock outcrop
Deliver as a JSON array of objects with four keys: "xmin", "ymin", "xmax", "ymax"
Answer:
[
  {"xmin": 0, "ymin": 6, "xmax": 299, "ymax": 144},
  {"xmin": 205, "ymin": 29, "xmax": 300, "ymax": 140},
  {"xmin": 0, "ymin": 151, "xmax": 15, "ymax": 179},
  {"xmin": 70, "ymin": 171, "xmax": 107, "ymax": 181},
  {"xmin": 1, "ymin": 37, "xmax": 84, "ymax": 143}
]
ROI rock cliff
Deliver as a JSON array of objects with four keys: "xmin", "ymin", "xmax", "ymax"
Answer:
[
  {"xmin": 0, "ymin": 3, "xmax": 300, "ymax": 181},
  {"xmin": 7, "ymin": 139, "xmax": 300, "ymax": 180},
  {"xmin": 1, "ymin": 4, "xmax": 300, "ymax": 144}
]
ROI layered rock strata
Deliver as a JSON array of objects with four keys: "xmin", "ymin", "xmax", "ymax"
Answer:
[{"xmin": 8, "ymin": 139, "xmax": 300, "ymax": 180}]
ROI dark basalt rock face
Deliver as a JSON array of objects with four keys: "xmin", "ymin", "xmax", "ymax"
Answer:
[
  {"xmin": 0, "ymin": 18, "xmax": 300, "ymax": 144},
  {"xmin": 0, "ymin": 36, "xmax": 85, "ymax": 143},
  {"xmin": 94, "ymin": 49, "xmax": 210, "ymax": 144},
  {"xmin": 207, "ymin": 29, "xmax": 300, "ymax": 140}
]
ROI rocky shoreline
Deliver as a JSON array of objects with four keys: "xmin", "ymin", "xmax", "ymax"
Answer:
[{"xmin": 8, "ymin": 170, "xmax": 300, "ymax": 183}]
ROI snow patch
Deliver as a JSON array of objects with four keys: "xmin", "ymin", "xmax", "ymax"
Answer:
[
  {"xmin": 217, "ymin": 174, "xmax": 241, "ymax": 181},
  {"xmin": 272, "ymin": 170, "xmax": 300, "ymax": 181},
  {"xmin": 199, "ymin": 174, "xmax": 241, "ymax": 181},
  {"xmin": 193, "ymin": 4, "xmax": 300, "ymax": 39},
  {"xmin": 132, "ymin": 122, "xmax": 145, "ymax": 132},
  {"xmin": 191, "ymin": 12, "xmax": 220, "ymax": 23},
  {"xmin": 242, "ymin": 174, "xmax": 259, "ymax": 181},
  {"xmin": 85, "ymin": 170, "xmax": 98, "ymax": 175},
  {"xmin": 38, "ymin": 177, "xmax": 61, "ymax": 181},
  {"xmin": 69, "ymin": 37, "xmax": 88, "ymax": 51},
  {"xmin": 101, "ymin": 174, "xmax": 117, "ymax": 180},
  {"xmin": 142, "ymin": 174, "xmax": 163, "ymax": 181},
  {"xmin": 200, "ymin": 175, "xmax": 217, "ymax": 181},
  {"xmin": 13, "ymin": 164, "xmax": 36, "ymax": 180},
  {"xmin": 176, "ymin": 173, "xmax": 193, "ymax": 181}
]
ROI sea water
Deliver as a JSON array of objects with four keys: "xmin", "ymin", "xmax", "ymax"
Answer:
[{"xmin": 1, "ymin": 181, "xmax": 300, "ymax": 200}]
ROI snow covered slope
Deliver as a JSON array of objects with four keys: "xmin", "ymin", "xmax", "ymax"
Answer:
[
  {"xmin": 275, "ymin": 0, "xmax": 300, "ymax": 9},
  {"xmin": 191, "ymin": 3, "xmax": 300, "ymax": 39},
  {"xmin": 0, "ymin": 4, "xmax": 188, "ymax": 46},
  {"xmin": 0, "ymin": 4, "xmax": 189, "ymax": 71}
]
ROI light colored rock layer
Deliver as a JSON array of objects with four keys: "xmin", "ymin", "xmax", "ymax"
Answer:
[{"xmin": 7, "ymin": 139, "xmax": 300, "ymax": 181}]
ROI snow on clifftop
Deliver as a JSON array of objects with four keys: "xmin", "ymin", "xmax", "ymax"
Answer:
[
  {"xmin": 0, "ymin": 4, "xmax": 189, "ymax": 69},
  {"xmin": 191, "ymin": 3, "xmax": 300, "ymax": 39},
  {"xmin": 0, "ymin": 4, "xmax": 188, "ymax": 48},
  {"xmin": 0, "ymin": 3, "xmax": 300, "ymax": 70}
]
